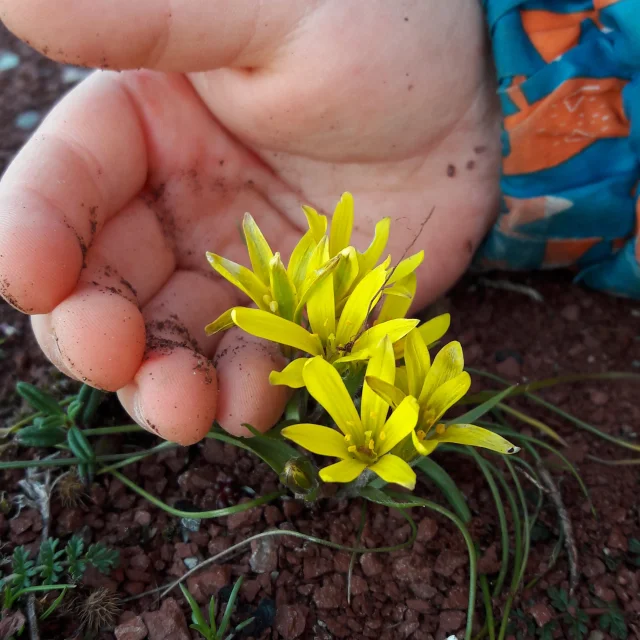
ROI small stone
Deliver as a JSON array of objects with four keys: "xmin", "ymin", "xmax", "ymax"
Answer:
[
  {"xmin": 561, "ymin": 304, "xmax": 580, "ymax": 322},
  {"xmin": 174, "ymin": 542, "xmax": 195, "ymax": 559},
  {"xmin": 186, "ymin": 566, "xmax": 231, "ymax": 604},
  {"xmin": 406, "ymin": 599, "xmax": 431, "ymax": 613},
  {"xmin": 350, "ymin": 575, "xmax": 368, "ymax": 596},
  {"xmin": 9, "ymin": 511, "xmax": 37, "ymax": 535},
  {"xmin": 226, "ymin": 504, "xmax": 262, "ymax": 530},
  {"xmin": 143, "ymin": 598, "xmax": 189, "ymax": 640},
  {"xmin": 593, "ymin": 577, "xmax": 616, "ymax": 602},
  {"xmin": 264, "ymin": 505, "xmax": 284, "ymax": 526},
  {"xmin": 314, "ymin": 582, "xmax": 343, "ymax": 608},
  {"xmin": 0, "ymin": 51, "xmax": 19, "ymax": 71},
  {"xmin": 477, "ymin": 543, "xmax": 501, "ymax": 575},
  {"xmin": 115, "ymin": 614, "xmax": 148, "ymax": 640},
  {"xmin": 133, "ymin": 510, "xmax": 152, "ymax": 527},
  {"xmin": 15, "ymin": 111, "xmax": 41, "ymax": 131},
  {"xmin": 417, "ymin": 517, "xmax": 438, "ymax": 542},
  {"xmin": 123, "ymin": 581, "xmax": 145, "ymax": 596},
  {"xmin": 434, "ymin": 550, "xmax": 467, "ymax": 577},
  {"xmin": 495, "ymin": 356, "xmax": 521, "ymax": 380},
  {"xmin": 582, "ymin": 558, "xmax": 605, "ymax": 579},
  {"xmin": 250, "ymin": 536, "xmax": 278, "ymax": 574},
  {"xmin": 0, "ymin": 610, "xmax": 25, "ymax": 638},
  {"xmin": 275, "ymin": 604, "xmax": 308, "ymax": 639},
  {"xmin": 183, "ymin": 557, "xmax": 199, "ymax": 570},
  {"xmin": 589, "ymin": 390, "xmax": 609, "ymax": 406},
  {"xmin": 443, "ymin": 586, "xmax": 468, "ymax": 609},
  {"xmin": 360, "ymin": 553, "xmax": 384, "ymax": 577},
  {"xmin": 607, "ymin": 528, "xmax": 628, "ymax": 552},
  {"xmin": 438, "ymin": 610, "xmax": 466, "ymax": 634},
  {"xmin": 397, "ymin": 621, "xmax": 420, "ymax": 638},
  {"xmin": 587, "ymin": 631, "xmax": 605, "ymax": 640},
  {"xmin": 528, "ymin": 602, "xmax": 554, "ymax": 627},
  {"xmin": 304, "ymin": 556, "xmax": 333, "ymax": 580}
]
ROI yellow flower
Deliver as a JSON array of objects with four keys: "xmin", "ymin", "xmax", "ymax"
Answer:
[
  {"xmin": 366, "ymin": 329, "xmax": 519, "ymax": 459},
  {"xmin": 281, "ymin": 338, "xmax": 419, "ymax": 489},
  {"xmin": 205, "ymin": 214, "xmax": 341, "ymax": 332}
]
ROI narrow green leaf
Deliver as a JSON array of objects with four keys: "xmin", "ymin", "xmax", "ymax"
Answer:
[
  {"xmin": 416, "ymin": 457, "xmax": 472, "ymax": 524},
  {"xmin": 218, "ymin": 576, "xmax": 244, "ymax": 638},
  {"xmin": 16, "ymin": 381, "xmax": 63, "ymax": 415}
]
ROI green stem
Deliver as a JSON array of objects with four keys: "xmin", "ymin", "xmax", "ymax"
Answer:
[
  {"xmin": 480, "ymin": 575, "xmax": 496, "ymax": 640},
  {"xmin": 83, "ymin": 425, "xmax": 143, "ymax": 436},
  {"xmin": 108, "ymin": 469, "xmax": 284, "ymax": 518}
]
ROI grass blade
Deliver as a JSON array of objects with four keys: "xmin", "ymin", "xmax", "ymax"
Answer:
[{"xmin": 416, "ymin": 457, "xmax": 472, "ymax": 524}]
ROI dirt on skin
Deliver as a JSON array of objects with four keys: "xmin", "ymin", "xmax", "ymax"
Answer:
[{"xmin": 1, "ymin": 21, "xmax": 640, "ymax": 640}]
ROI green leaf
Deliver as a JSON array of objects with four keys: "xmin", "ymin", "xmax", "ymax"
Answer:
[
  {"xmin": 37, "ymin": 539, "xmax": 65, "ymax": 585},
  {"xmin": 65, "ymin": 535, "xmax": 86, "ymax": 581},
  {"xmin": 66, "ymin": 426, "xmax": 94, "ymax": 462},
  {"xmin": 451, "ymin": 385, "xmax": 517, "ymax": 425},
  {"xmin": 85, "ymin": 542, "xmax": 119, "ymax": 574},
  {"xmin": 11, "ymin": 547, "xmax": 36, "ymax": 590},
  {"xmin": 40, "ymin": 587, "xmax": 68, "ymax": 621},
  {"xmin": 16, "ymin": 382, "xmax": 64, "ymax": 415},
  {"xmin": 547, "ymin": 586, "xmax": 569, "ymax": 612},
  {"xmin": 209, "ymin": 425, "xmax": 301, "ymax": 476},
  {"xmin": 628, "ymin": 538, "xmax": 640, "ymax": 555},
  {"xmin": 218, "ymin": 576, "xmax": 244, "ymax": 638},
  {"xmin": 16, "ymin": 423, "xmax": 67, "ymax": 448},
  {"xmin": 415, "ymin": 457, "xmax": 472, "ymax": 524},
  {"xmin": 180, "ymin": 584, "xmax": 208, "ymax": 630},
  {"xmin": 78, "ymin": 385, "xmax": 105, "ymax": 425}
]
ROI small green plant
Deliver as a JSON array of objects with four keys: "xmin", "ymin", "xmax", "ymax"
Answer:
[
  {"xmin": 1, "ymin": 535, "xmax": 119, "ymax": 613},
  {"xmin": 547, "ymin": 586, "xmax": 588, "ymax": 640},
  {"xmin": 594, "ymin": 597, "xmax": 628, "ymax": 640},
  {"xmin": 180, "ymin": 576, "xmax": 254, "ymax": 640},
  {"xmin": 628, "ymin": 537, "xmax": 640, "ymax": 567}
]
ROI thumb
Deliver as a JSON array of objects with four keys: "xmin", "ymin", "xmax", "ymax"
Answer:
[{"xmin": 0, "ymin": 0, "xmax": 305, "ymax": 71}]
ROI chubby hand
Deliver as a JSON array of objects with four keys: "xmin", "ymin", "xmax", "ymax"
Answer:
[{"xmin": 0, "ymin": 0, "xmax": 500, "ymax": 444}]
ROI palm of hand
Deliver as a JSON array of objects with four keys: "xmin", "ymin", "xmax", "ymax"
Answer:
[{"xmin": 0, "ymin": 0, "xmax": 500, "ymax": 443}]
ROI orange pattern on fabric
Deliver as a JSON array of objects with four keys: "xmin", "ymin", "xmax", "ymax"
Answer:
[
  {"xmin": 543, "ymin": 238, "xmax": 600, "ymax": 266},
  {"xmin": 499, "ymin": 195, "xmax": 573, "ymax": 232},
  {"xmin": 593, "ymin": 0, "xmax": 622, "ymax": 8},
  {"xmin": 503, "ymin": 77, "xmax": 629, "ymax": 175},
  {"xmin": 521, "ymin": 10, "xmax": 600, "ymax": 62}
]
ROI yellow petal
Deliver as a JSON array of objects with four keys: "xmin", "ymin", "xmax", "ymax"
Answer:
[
  {"xmin": 422, "ymin": 372, "xmax": 471, "ymax": 425},
  {"xmin": 404, "ymin": 329, "xmax": 430, "ymax": 398},
  {"xmin": 335, "ymin": 263, "xmax": 388, "ymax": 346},
  {"xmin": 395, "ymin": 366, "xmax": 409, "ymax": 395},
  {"xmin": 418, "ymin": 313, "xmax": 451, "ymax": 347},
  {"xmin": 269, "ymin": 358, "xmax": 310, "ymax": 388},
  {"xmin": 332, "ymin": 349, "xmax": 373, "ymax": 365},
  {"xmin": 377, "ymin": 273, "xmax": 416, "ymax": 325},
  {"xmin": 357, "ymin": 217, "xmax": 390, "ymax": 277},
  {"xmin": 204, "ymin": 307, "xmax": 236, "ymax": 336},
  {"xmin": 362, "ymin": 336, "xmax": 395, "ymax": 435},
  {"xmin": 319, "ymin": 458, "xmax": 368, "ymax": 484},
  {"xmin": 287, "ymin": 231, "xmax": 317, "ymax": 293},
  {"xmin": 206, "ymin": 253, "xmax": 269, "ymax": 309},
  {"xmin": 281, "ymin": 424, "xmax": 350, "ymax": 458},
  {"xmin": 243, "ymin": 213, "xmax": 274, "ymax": 285},
  {"xmin": 378, "ymin": 396, "xmax": 420, "ymax": 456},
  {"xmin": 302, "ymin": 357, "xmax": 363, "ymax": 439},
  {"xmin": 270, "ymin": 252, "xmax": 297, "ymax": 320},
  {"xmin": 353, "ymin": 318, "xmax": 419, "ymax": 354},
  {"xmin": 333, "ymin": 247, "xmax": 359, "ymax": 301},
  {"xmin": 295, "ymin": 252, "xmax": 342, "ymax": 324},
  {"xmin": 329, "ymin": 192, "xmax": 354, "ymax": 257},
  {"xmin": 364, "ymin": 376, "xmax": 406, "ymax": 409},
  {"xmin": 419, "ymin": 341, "xmax": 465, "ymax": 404},
  {"xmin": 388, "ymin": 251, "xmax": 424, "ymax": 284},
  {"xmin": 412, "ymin": 429, "xmax": 438, "ymax": 456},
  {"xmin": 426, "ymin": 424, "xmax": 520, "ymax": 455},
  {"xmin": 231, "ymin": 307, "xmax": 323, "ymax": 355},
  {"xmin": 368, "ymin": 454, "xmax": 416, "ymax": 490},
  {"xmin": 302, "ymin": 205, "xmax": 328, "ymax": 243},
  {"xmin": 305, "ymin": 240, "xmax": 336, "ymax": 340}
]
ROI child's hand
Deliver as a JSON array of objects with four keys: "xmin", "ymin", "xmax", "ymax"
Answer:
[{"xmin": 0, "ymin": 0, "xmax": 501, "ymax": 444}]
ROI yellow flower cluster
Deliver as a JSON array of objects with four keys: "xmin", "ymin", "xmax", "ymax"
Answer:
[{"xmin": 206, "ymin": 193, "xmax": 518, "ymax": 490}]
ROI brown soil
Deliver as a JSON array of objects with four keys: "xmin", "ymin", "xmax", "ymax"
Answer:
[{"xmin": 1, "ymin": 22, "xmax": 640, "ymax": 640}]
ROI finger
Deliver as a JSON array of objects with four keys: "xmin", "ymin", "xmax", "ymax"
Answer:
[
  {"xmin": 117, "ymin": 270, "xmax": 237, "ymax": 445},
  {"xmin": 29, "ymin": 195, "xmax": 176, "ymax": 390},
  {"xmin": 213, "ymin": 328, "xmax": 290, "ymax": 438},
  {"xmin": 0, "ymin": 0, "xmax": 305, "ymax": 72},
  {"xmin": 0, "ymin": 72, "xmax": 147, "ymax": 313}
]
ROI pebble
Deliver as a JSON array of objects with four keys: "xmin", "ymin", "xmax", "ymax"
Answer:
[
  {"xmin": 495, "ymin": 356, "xmax": 521, "ymax": 380},
  {"xmin": 434, "ymin": 550, "xmax": 467, "ymax": 577},
  {"xmin": 275, "ymin": 604, "xmax": 308, "ymax": 639},
  {"xmin": 528, "ymin": 602, "xmax": 554, "ymax": 627},
  {"xmin": 143, "ymin": 598, "xmax": 190, "ymax": 640},
  {"xmin": 443, "ymin": 586, "xmax": 468, "ymax": 609},
  {"xmin": 438, "ymin": 610, "xmax": 466, "ymax": 634},
  {"xmin": 226, "ymin": 504, "xmax": 262, "ymax": 530},
  {"xmin": 0, "ymin": 51, "xmax": 19, "ymax": 71},
  {"xmin": 133, "ymin": 510, "xmax": 152, "ymax": 527},
  {"xmin": 416, "ymin": 517, "xmax": 439, "ymax": 542},
  {"xmin": 561, "ymin": 304, "xmax": 580, "ymax": 322},
  {"xmin": 607, "ymin": 528, "xmax": 628, "ymax": 552},
  {"xmin": 359, "ymin": 553, "xmax": 384, "ymax": 577},
  {"xmin": 114, "ymin": 614, "xmax": 148, "ymax": 640},
  {"xmin": 185, "ymin": 565, "xmax": 231, "ymax": 603},
  {"xmin": 15, "ymin": 111, "xmax": 41, "ymax": 131},
  {"xmin": 589, "ymin": 389, "xmax": 609, "ymax": 406},
  {"xmin": 250, "ymin": 536, "xmax": 278, "ymax": 574},
  {"xmin": 314, "ymin": 581, "xmax": 343, "ymax": 609},
  {"xmin": 477, "ymin": 543, "xmax": 501, "ymax": 575},
  {"xmin": 304, "ymin": 556, "xmax": 333, "ymax": 580}
]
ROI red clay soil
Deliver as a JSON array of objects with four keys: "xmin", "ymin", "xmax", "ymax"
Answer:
[{"xmin": 1, "ymin": 22, "xmax": 639, "ymax": 640}]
